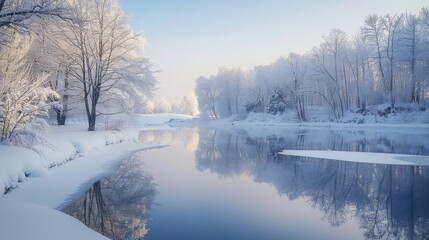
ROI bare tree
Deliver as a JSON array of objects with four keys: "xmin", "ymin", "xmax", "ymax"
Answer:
[
  {"xmin": 63, "ymin": 0, "xmax": 155, "ymax": 131},
  {"xmin": 362, "ymin": 15, "xmax": 387, "ymax": 91},
  {"xmin": 381, "ymin": 14, "xmax": 403, "ymax": 111},
  {"xmin": 310, "ymin": 29, "xmax": 348, "ymax": 119},
  {"xmin": 419, "ymin": 7, "xmax": 429, "ymax": 103},
  {"xmin": 286, "ymin": 53, "xmax": 307, "ymax": 121},
  {"xmin": 323, "ymin": 29, "xmax": 348, "ymax": 115},
  {"xmin": 362, "ymin": 14, "xmax": 404, "ymax": 112},
  {"xmin": 402, "ymin": 13, "xmax": 420, "ymax": 103}
]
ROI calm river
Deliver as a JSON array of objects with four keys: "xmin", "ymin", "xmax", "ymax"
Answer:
[{"xmin": 63, "ymin": 127, "xmax": 429, "ymax": 240}]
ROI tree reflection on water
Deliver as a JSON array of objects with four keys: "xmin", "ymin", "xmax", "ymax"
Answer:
[
  {"xmin": 195, "ymin": 128, "xmax": 429, "ymax": 239},
  {"xmin": 63, "ymin": 153, "xmax": 157, "ymax": 240},
  {"xmin": 63, "ymin": 128, "xmax": 429, "ymax": 239}
]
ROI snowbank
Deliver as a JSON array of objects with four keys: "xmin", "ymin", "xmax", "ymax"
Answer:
[
  {"xmin": 48, "ymin": 113, "xmax": 194, "ymax": 130},
  {"xmin": 0, "ymin": 114, "xmax": 192, "ymax": 194},
  {"xmin": 0, "ymin": 199, "xmax": 108, "ymax": 240},
  {"xmin": 5, "ymin": 141, "xmax": 164, "ymax": 209},
  {"xmin": 280, "ymin": 150, "xmax": 429, "ymax": 166},
  {"xmin": 124, "ymin": 113, "xmax": 196, "ymax": 129},
  {"xmin": 0, "ymin": 128, "xmax": 142, "ymax": 194},
  {"xmin": 0, "ymin": 124, "xmax": 166, "ymax": 239},
  {"xmin": 202, "ymin": 103, "xmax": 429, "ymax": 127},
  {"xmin": 133, "ymin": 113, "xmax": 192, "ymax": 122},
  {"xmin": 0, "ymin": 146, "xmax": 44, "ymax": 193}
]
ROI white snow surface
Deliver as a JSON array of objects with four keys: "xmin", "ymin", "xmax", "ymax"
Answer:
[
  {"xmin": 132, "ymin": 113, "xmax": 192, "ymax": 125},
  {"xmin": 0, "ymin": 199, "xmax": 108, "ymax": 240},
  {"xmin": 280, "ymin": 150, "xmax": 429, "ymax": 166},
  {"xmin": 0, "ymin": 115, "xmax": 177, "ymax": 240},
  {"xmin": 0, "ymin": 128, "xmax": 147, "ymax": 193},
  {"xmin": 200, "ymin": 104, "xmax": 429, "ymax": 127},
  {"xmin": 5, "ymin": 141, "xmax": 164, "ymax": 209},
  {"xmin": 61, "ymin": 113, "xmax": 193, "ymax": 129}
]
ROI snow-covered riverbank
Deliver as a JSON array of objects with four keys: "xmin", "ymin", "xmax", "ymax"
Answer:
[
  {"xmin": 0, "ymin": 113, "xmax": 192, "ymax": 195},
  {"xmin": 0, "ymin": 126, "xmax": 166, "ymax": 239},
  {"xmin": 0, "ymin": 138, "xmax": 165, "ymax": 239},
  {"xmin": 197, "ymin": 107, "xmax": 429, "ymax": 128},
  {"xmin": 0, "ymin": 114, "xmax": 189, "ymax": 239},
  {"xmin": 1, "ymin": 128, "xmax": 138, "ymax": 194}
]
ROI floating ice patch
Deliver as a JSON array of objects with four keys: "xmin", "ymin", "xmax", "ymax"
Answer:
[{"xmin": 279, "ymin": 150, "xmax": 429, "ymax": 166}]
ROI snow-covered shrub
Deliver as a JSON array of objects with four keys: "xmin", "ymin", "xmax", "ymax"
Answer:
[
  {"xmin": 267, "ymin": 90, "xmax": 287, "ymax": 115},
  {"xmin": 417, "ymin": 109, "xmax": 429, "ymax": 123},
  {"xmin": 245, "ymin": 98, "xmax": 264, "ymax": 113},
  {"xmin": 102, "ymin": 114, "xmax": 130, "ymax": 131},
  {"xmin": 0, "ymin": 36, "xmax": 58, "ymax": 142},
  {"xmin": 305, "ymin": 106, "xmax": 332, "ymax": 122},
  {"xmin": 8, "ymin": 117, "xmax": 52, "ymax": 150},
  {"xmin": 105, "ymin": 119, "xmax": 126, "ymax": 131},
  {"xmin": 339, "ymin": 112, "xmax": 366, "ymax": 124}
]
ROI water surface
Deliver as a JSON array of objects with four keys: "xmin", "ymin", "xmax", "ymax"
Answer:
[{"xmin": 64, "ymin": 127, "xmax": 429, "ymax": 239}]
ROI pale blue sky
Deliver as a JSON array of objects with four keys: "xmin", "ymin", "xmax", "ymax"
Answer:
[{"xmin": 122, "ymin": 0, "xmax": 427, "ymax": 101}]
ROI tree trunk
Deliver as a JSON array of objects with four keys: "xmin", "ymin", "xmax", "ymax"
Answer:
[
  {"xmin": 88, "ymin": 90, "xmax": 98, "ymax": 131},
  {"xmin": 298, "ymin": 98, "xmax": 305, "ymax": 122},
  {"xmin": 56, "ymin": 68, "xmax": 69, "ymax": 126},
  {"xmin": 0, "ymin": 0, "xmax": 6, "ymax": 12},
  {"xmin": 235, "ymin": 97, "xmax": 239, "ymax": 115},
  {"xmin": 356, "ymin": 60, "xmax": 361, "ymax": 109},
  {"xmin": 88, "ymin": 115, "xmax": 96, "ymax": 131},
  {"xmin": 211, "ymin": 99, "xmax": 217, "ymax": 119},
  {"xmin": 57, "ymin": 112, "xmax": 67, "ymax": 125}
]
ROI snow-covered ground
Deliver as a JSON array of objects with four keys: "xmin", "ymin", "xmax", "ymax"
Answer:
[
  {"xmin": 195, "ymin": 104, "xmax": 429, "ymax": 128},
  {"xmin": 197, "ymin": 114, "xmax": 429, "ymax": 134},
  {"xmin": 60, "ymin": 113, "xmax": 193, "ymax": 130},
  {"xmin": 0, "ymin": 199, "xmax": 109, "ymax": 240},
  {"xmin": 0, "ymin": 113, "xmax": 191, "ymax": 240}
]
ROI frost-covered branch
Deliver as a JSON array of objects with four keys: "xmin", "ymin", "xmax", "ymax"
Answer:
[
  {"xmin": 0, "ymin": 36, "xmax": 58, "ymax": 141},
  {"xmin": 0, "ymin": 0, "xmax": 70, "ymax": 29}
]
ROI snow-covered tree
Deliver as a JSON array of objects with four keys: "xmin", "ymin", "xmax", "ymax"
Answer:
[
  {"xmin": 60, "ymin": 0, "xmax": 156, "ymax": 131},
  {"xmin": 286, "ymin": 53, "xmax": 308, "ymax": 121},
  {"xmin": 195, "ymin": 7, "xmax": 429, "ymax": 122},
  {"xmin": 310, "ymin": 29, "xmax": 349, "ymax": 119},
  {"xmin": 418, "ymin": 8, "xmax": 429, "ymax": 103},
  {"xmin": 28, "ymin": 22, "xmax": 81, "ymax": 126},
  {"xmin": 185, "ymin": 93, "xmax": 199, "ymax": 116},
  {"xmin": 401, "ymin": 13, "xmax": 420, "ymax": 103},
  {"xmin": 196, "ymin": 76, "xmax": 220, "ymax": 119},
  {"xmin": 177, "ymin": 92, "xmax": 199, "ymax": 116},
  {"xmin": 381, "ymin": 14, "xmax": 403, "ymax": 110},
  {"xmin": 0, "ymin": 0, "xmax": 77, "ymax": 126},
  {"xmin": 0, "ymin": 36, "xmax": 57, "ymax": 141},
  {"xmin": 267, "ymin": 90, "xmax": 287, "ymax": 115},
  {"xmin": 362, "ymin": 14, "xmax": 403, "ymax": 112},
  {"xmin": 152, "ymin": 98, "xmax": 172, "ymax": 113}
]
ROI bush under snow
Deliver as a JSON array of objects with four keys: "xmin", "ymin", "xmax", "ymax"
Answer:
[{"xmin": 0, "ymin": 127, "xmax": 140, "ymax": 194}]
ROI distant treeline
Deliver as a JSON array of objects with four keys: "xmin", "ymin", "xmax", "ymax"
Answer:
[{"xmin": 196, "ymin": 8, "xmax": 429, "ymax": 121}]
